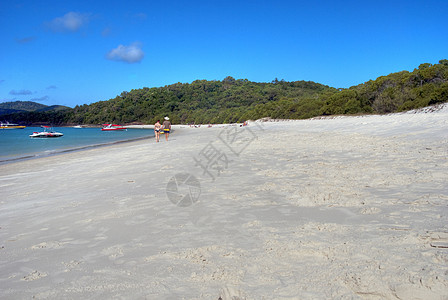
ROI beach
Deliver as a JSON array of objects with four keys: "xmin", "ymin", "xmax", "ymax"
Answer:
[{"xmin": 1, "ymin": 106, "xmax": 447, "ymax": 299}]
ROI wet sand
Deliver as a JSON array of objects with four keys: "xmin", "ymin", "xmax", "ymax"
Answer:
[{"xmin": 1, "ymin": 106, "xmax": 447, "ymax": 299}]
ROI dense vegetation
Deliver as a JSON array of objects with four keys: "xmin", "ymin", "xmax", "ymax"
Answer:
[
  {"xmin": 321, "ymin": 59, "xmax": 448, "ymax": 115},
  {"xmin": 68, "ymin": 79, "xmax": 334, "ymax": 125},
  {"xmin": 2, "ymin": 60, "xmax": 447, "ymax": 125}
]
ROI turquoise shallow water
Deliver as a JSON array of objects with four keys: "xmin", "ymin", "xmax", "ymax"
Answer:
[{"xmin": 0, "ymin": 127, "xmax": 154, "ymax": 163}]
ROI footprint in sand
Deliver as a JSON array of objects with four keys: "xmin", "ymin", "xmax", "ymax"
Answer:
[
  {"xmin": 426, "ymin": 231, "xmax": 448, "ymax": 249},
  {"xmin": 62, "ymin": 260, "xmax": 83, "ymax": 272},
  {"xmin": 101, "ymin": 246, "xmax": 124, "ymax": 260},
  {"xmin": 31, "ymin": 241, "xmax": 64, "ymax": 250},
  {"xmin": 359, "ymin": 206, "xmax": 381, "ymax": 214},
  {"xmin": 21, "ymin": 270, "xmax": 47, "ymax": 281},
  {"xmin": 218, "ymin": 286, "xmax": 246, "ymax": 300}
]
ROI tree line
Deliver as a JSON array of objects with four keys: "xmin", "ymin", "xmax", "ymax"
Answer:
[{"xmin": 3, "ymin": 60, "xmax": 448, "ymax": 125}]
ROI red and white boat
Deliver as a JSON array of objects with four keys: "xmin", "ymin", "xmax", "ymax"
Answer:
[
  {"xmin": 101, "ymin": 124, "xmax": 127, "ymax": 131},
  {"xmin": 29, "ymin": 126, "xmax": 63, "ymax": 138}
]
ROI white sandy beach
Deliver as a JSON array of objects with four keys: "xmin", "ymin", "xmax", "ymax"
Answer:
[{"xmin": 1, "ymin": 105, "xmax": 447, "ymax": 299}]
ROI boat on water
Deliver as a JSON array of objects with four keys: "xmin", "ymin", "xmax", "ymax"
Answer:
[
  {"xmin": 29, "ymin": 126, "xmax": 63, "ymax": 138},
  {"xmin": 101, "ymin": 124, "xmax": 127, "ymax": 131},
  {"xmin": 0, "ymin": 121, "xmax": 26, "ymax": 129}
]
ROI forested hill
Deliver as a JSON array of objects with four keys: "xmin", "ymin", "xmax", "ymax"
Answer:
[
  {"xmin": 0, "ymin": 101, "xmax": 70, "ymax": 117},
  {"xmin": 0, "ymin": 101, "xmax": 47, "ymax": 115},
  {"xmin": 3, "ymin": 60, "xmax": 448, "ymax": 125},
  {"xmin": 69, "ymin": 79, "xmax": 334, "ymax": 125},
  {"xmin": 321, "ymin": 60, "xmax": 448, "ymax": 115},
  {"xmin": 67, "ymin": 59, "xmax": 448, "ymax": 125}
]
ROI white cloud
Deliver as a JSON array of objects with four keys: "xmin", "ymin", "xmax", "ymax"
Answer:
[
  {"xmin": 16, "ymin": 36, "xmax": 36, "ymax": 44},
  {"xmin": 101, "ymin": 27, "xmax": 112, "ymax": 37},
  {"xmin": 31, "ymin": 96, "xmax": 49, "ymax": 102},
  {"xmin": 106, "ymin": 42, "xmax": 144, "ymax": 63},
  {"xmin": 134, "ymin": 13, "xmax": 147, "ymax": 20},
  {"xmin": 47, "ymin": 12, "xmax": 90, "ymax": 32},
  {"xmin": 10, "ymin": 89, "xmax": 33, "ymax": 95}
]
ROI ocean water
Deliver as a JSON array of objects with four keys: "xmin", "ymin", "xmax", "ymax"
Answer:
[{"xmin": 0, "ymin": 127, "xmax": 154, "ymax": 163}]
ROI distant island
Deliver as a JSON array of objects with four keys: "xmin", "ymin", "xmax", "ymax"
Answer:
[
  {"xmin": 0, "ymin": 101, "xmax": 70, "ymax": 125},
  {"xmin": 0, "ymin": 101, "xmax": 69, "ymax": 115},
  {"xmin": 2, "ymin": 59, "xmax": 447, "ymax": 125}
]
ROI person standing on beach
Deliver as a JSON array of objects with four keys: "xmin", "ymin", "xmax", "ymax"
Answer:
[
  {"xmin": 154, "ymin": 120, "xmax": 162, "ymax": 142},
  {"xmin": 162, "ymin": 116, "xmax": 171, "ymax": 141}
]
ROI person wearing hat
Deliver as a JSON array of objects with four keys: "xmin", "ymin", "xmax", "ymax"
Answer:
[{"xmin": 162, "ymin": 116, "xmax": 171, "ymax": 141}]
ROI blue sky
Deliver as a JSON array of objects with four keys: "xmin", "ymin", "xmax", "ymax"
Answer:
[{"xmin": 1, "ymin": 0, "xmax": 447, "ymax": 107}]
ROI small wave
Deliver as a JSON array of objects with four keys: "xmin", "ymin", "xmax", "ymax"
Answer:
[{"xmin": 0, "ymin": 154, "xmax": 38, "ymax": 165}]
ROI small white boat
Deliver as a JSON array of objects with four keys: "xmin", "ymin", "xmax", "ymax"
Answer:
[
  {"xmin": 0, "ymin": 121, "xmax": 26, "ymax": 129},
  {"xmin": 30, "ymin": 126, "xmax": 63, "ymax": 138}
]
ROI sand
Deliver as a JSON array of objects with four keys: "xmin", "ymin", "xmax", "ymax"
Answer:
[{"xmin": 1, "ymin": 105, "xmax": 447, "ymax": 299}]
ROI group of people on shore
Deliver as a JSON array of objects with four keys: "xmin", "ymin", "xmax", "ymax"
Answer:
[
  {"xmin": 154, "ymin": 117, "xmax": 171, "ymax": 142},
  {"xmin": 154, "ymin": 117, "xmax": 249, "ymax": 142}
]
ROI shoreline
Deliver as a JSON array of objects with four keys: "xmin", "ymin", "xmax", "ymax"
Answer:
[
  {"xmin": 0, "ymin": 134, "xmax": 155, "ymax": 165},
  {"xmin": 0, "ymin": 123, "xmax": 245, "ymax": 166},
  {"xmin": 0, "ymin": 128, "xmax": 157, "ymax": 166}
]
